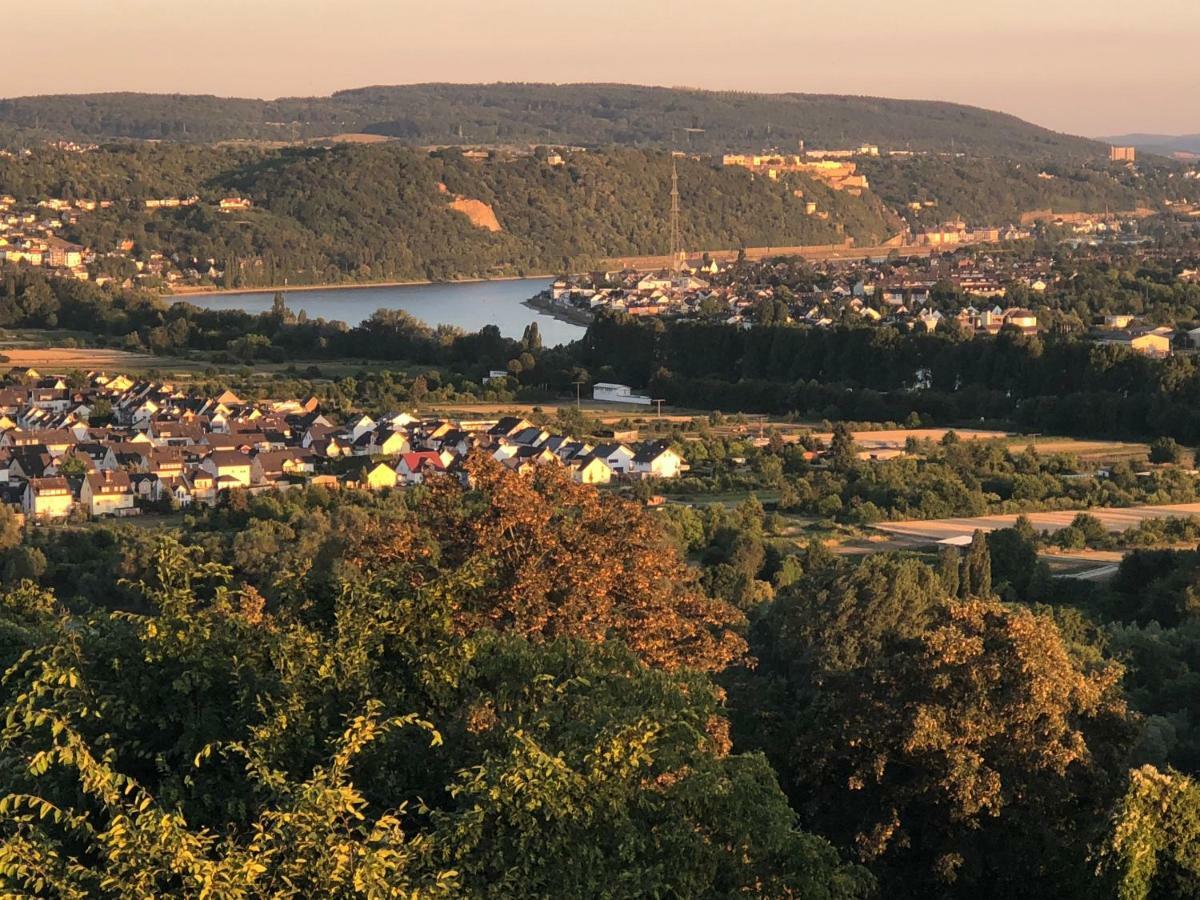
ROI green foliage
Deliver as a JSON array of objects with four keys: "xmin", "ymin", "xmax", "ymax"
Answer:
[
  {"xmin": 0, "ymin": 516, "xmax": 864, "ymax": 898},
  {"xmin": 587, "ymin": 312, "xmax": 1200, "ymax": 444},
  {"xmin": 1149, "ymin": 437, "xmax": 1182, "ymax": 465},
  {"xmin": 861, "ymin": 155, "xmax": 1185, "ymax": 227},
  {"xmin": 735, "ymin": 552, "xmax": 1134, "ymax": 899},
  {"xmin": 1100, "ymin": 765, "xmax": 1200, "ymax": 900}
]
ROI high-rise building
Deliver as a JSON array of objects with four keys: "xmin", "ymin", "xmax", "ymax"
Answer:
[{"xmin": 1110, "ymin": 145, "xmax": 1136, "ymax": 163}]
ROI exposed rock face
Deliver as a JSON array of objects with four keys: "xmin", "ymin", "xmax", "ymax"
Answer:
[{"xmin": 448, "ymin": 196, "xmax": 502, "ymax": 232}]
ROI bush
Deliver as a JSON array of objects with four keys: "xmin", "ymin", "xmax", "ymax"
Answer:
[{"xmin": 1149, "ymin": 437, "xmax": 1182, "ymax": 465}]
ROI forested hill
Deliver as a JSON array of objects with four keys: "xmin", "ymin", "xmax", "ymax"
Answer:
[
  {"xmin": 0, "ymin": 82, "xmax": 1104, "ymax": 160},
  {"xmin": 0, "ymin": 143, "xmax": 899, "ymax": 283}
]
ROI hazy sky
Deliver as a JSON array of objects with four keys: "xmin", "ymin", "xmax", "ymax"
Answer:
[{"xmin": 6, "ymin": 0, "xmax": 1198, "ymax": 136}]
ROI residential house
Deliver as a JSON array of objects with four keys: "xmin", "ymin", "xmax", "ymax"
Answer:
[
  {"xmin": 200, "ymin": 450, "xmax": 252, "ymax": 488},
  {"xmin": 23, "ymin": 476, "xmax": 74, "ymax": 520},
  {"xmin": 591, "ymin": 443, "xmax": 636, "ymax": 474},
  {"xmin": 395, "ymin": 451, "xmax": 446, "ymax": 484},
  {"xmin": 573, "ymin": 455, "xmax": 614, "ymax": 485},
  {"xmin": 351, "ymin": 461, "xmax": 399, "ymax": 491},
  {"xmin": 632, "ymin": 443, "xmax": 685, "ymax": 479},
  {"xmin": 81, "ymin": 469, "xmax": 135, "ymax": 517}
]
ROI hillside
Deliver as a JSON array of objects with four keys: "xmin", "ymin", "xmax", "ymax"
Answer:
[
  {"xmin": 860, "ymin": 156, "xmax": 1194, "ymax": 226},
  {"xmin": 0, "ymin": 82, "xmax": 1106, "ymax": 160},
  {"xmin": 0, "ymin": 143, "xmax": 899, "ymax": 284}
]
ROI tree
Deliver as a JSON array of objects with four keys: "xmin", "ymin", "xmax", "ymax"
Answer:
[
  {"xmin": 0, "ymin": 532, "xmax": 867, "ymax": 898},
  {"xmin": 348, "ymin": 455, "xmax": 747, "ymax": 672},
  {"xmin": 987, "ymin": 526, "xmax": 1039, "ymax": 599},
  {"xmin": 429, "ymin": 637, "xmax": 872, "ymax": 899},
  {"xmin": 959, "ymin": 529, "xmax": 992, "ymax": 598},
  {"xmin": 87, "ymin": 397, "xmax": 114, "ymax": 425},
  {"xmin": 739, "ymin": 558, "xmax": 1133, "ymax": 899},
  {"xmin": 521, "ymin": 321, "xmax": 542, "ymax": 352},
  {"xmin": 55, "ymin": 455, "xmax": 89, "ymax": 477},
  {"xmin": 828, "ymin": 423, "xmax": 858, "ymax": 472},
  {"xmin": 937, "ymin": 546, "xmax": 960, "ymax": 597},
  {"xmin": 0, "ymin": 505, "xmax": 22, "ymax": 554}
]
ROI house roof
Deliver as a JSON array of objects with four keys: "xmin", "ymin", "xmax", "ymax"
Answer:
[
  {"xmin": 28, "ymin": 476, "xmax": 70, "ymax": 494},
  {"xmin": 86, "ymin": 469, "xmax": 132, "ymax": 494},
  {"xmin": 206, "ymin": 450, "xmax": 251, "ymax": 467},
  {"xmin": 398, "ymin": 451, "xmax": 445, "ymax": 471},
  {"xmin": 633, "ymin": 442, "xmax": 675, "ymax": 464}
]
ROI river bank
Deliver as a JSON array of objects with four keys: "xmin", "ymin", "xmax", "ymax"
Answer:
[
  {"xmin": 523, "ymin": 290, "xmax": 595, "ymax": 328},
  {"xmin": 169, "ymin": 272, "xmax": 553, "ymax": 299}
]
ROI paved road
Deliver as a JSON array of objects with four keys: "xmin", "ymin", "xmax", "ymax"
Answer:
[{"xmin": 1062, "ymin": 563, "xmax": 1121, "ymax": 581}]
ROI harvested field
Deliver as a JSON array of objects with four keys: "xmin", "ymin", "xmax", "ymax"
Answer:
[
  {"xmin": 873, "ymin": 502, "xmax": 1200, "ymax": 544},
  {"xmin": 809, "ymin": 427, "xmax": 1008, "ymax": 448},
  {"xmin": 0, "ymin": 347, "xmax": 163, "ymax": 369}
]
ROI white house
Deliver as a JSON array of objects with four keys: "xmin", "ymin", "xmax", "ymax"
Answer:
[
  {"xmin": 633, "ymin": 444, "xmax": 685, "ymax": 479},
  {"xmin": 592, "ymin": 383, "xmax": 652, "ymax": 406},
  {"xmin": 200, "ymin": 450, "xmax": 252, "ymax": 488},
  {"xmin": 592, "ymin": 443, "xmax": 636, "ymax": 474}
]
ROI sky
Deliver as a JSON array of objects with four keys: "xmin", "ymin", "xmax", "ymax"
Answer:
[{"xmin": 6, "ymin": 0, "xmax": 1199, "ymax": 137}]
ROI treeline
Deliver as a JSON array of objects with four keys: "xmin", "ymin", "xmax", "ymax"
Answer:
[
  {"xmin": 668, "ymin": 427, "xmax": 1200, "ymax": 524},
  {"xmin": 582, "ymin": 314, "xmax": 1200, "ymax": 442},
  {"xmin": 0, "ymin": 143, "xmax": 897, "ymax": 283},
  {"xmin": 0, "ymin": 83, "xmax": 1105, "ymax": 159}
]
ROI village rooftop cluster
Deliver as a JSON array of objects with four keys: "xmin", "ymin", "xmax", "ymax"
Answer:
[
  {"xmin": 539, "ymin": 239, "xmax": 1200, "ymax": 356},
  {"xmin": 0, "ymin": 187, "xmax": 252, "ymax": 288},
  {"xmin": 0, "ymin": 371, "xmax": 686, "ymax": 522},
  {"xmin": 540, "ymin": 247, "xmax": 1052, "ymax": 331}
]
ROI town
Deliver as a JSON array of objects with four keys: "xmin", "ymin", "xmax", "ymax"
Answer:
[
  {"xmin": 537, "ymin": 233, "xmax": 1200, "ymax": 357},
  {"xmin": 0, "ymin": 369, "xmax": 687, "ymax": 522}
]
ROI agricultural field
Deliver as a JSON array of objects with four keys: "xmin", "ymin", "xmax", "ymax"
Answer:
[{"xmin": 871, "ymin": 502, "xmax": 1200, "ymax": 545}]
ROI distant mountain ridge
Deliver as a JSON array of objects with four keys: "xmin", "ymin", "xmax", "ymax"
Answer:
[
  {"xmin": 0, "ymin": 82, "xmax": 1105, "ymax": 160},
  {"xmin": 1100, "ymin": 133, "xmax": 1200, "ymax": 156}
]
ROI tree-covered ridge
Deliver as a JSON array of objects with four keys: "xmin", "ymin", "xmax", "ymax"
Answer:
[
  {"xmin": 0, "ymin": 143, "xmax": 898, "ymax": 283},
  {"xmin": 862, "ymin": 156, "xmax": 1194, "ymax": 227},
  {"xmin": 0, "ymin": 83, "xmax": 1105, "ymax": 160}
]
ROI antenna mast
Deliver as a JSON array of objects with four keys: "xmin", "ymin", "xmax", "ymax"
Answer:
[{"xmin": 670, "ymin": 158, "xmax": 682, "ymax": 275}]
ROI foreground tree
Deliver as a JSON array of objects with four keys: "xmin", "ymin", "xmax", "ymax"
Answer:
[
  {"xmin": 350, "ymin": 455, "xmax": 747, "ymax": 671},
  {"xmin": 736, "ymin": 555, "xmax": 1134, "ymax": 899},
  {"xmin": 0, "ymin": 532, "xmax": 862, "ymax": 898}
]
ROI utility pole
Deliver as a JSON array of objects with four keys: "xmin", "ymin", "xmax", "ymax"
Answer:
[
  {"xmin": 653, "ymin": 398, "xmax": 665, "ymax": 427},
  {"xmin": 572, "ymin": 379, "xmax": 585, "ymax": 408}
]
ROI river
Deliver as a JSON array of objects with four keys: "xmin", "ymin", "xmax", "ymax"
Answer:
[{"xmin": 176, "ymin": 277, "xmax": 587, "ymax": 346}]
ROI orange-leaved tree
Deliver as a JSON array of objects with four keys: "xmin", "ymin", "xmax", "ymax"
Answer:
[{"xmin": 345, "ymin": 455, "xmax": 746, "ymax": 672}]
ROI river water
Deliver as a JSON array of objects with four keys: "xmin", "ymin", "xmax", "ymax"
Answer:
[{"xmin": 178, "ymin": 277, "xmax": 586, "ymax": 346}]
